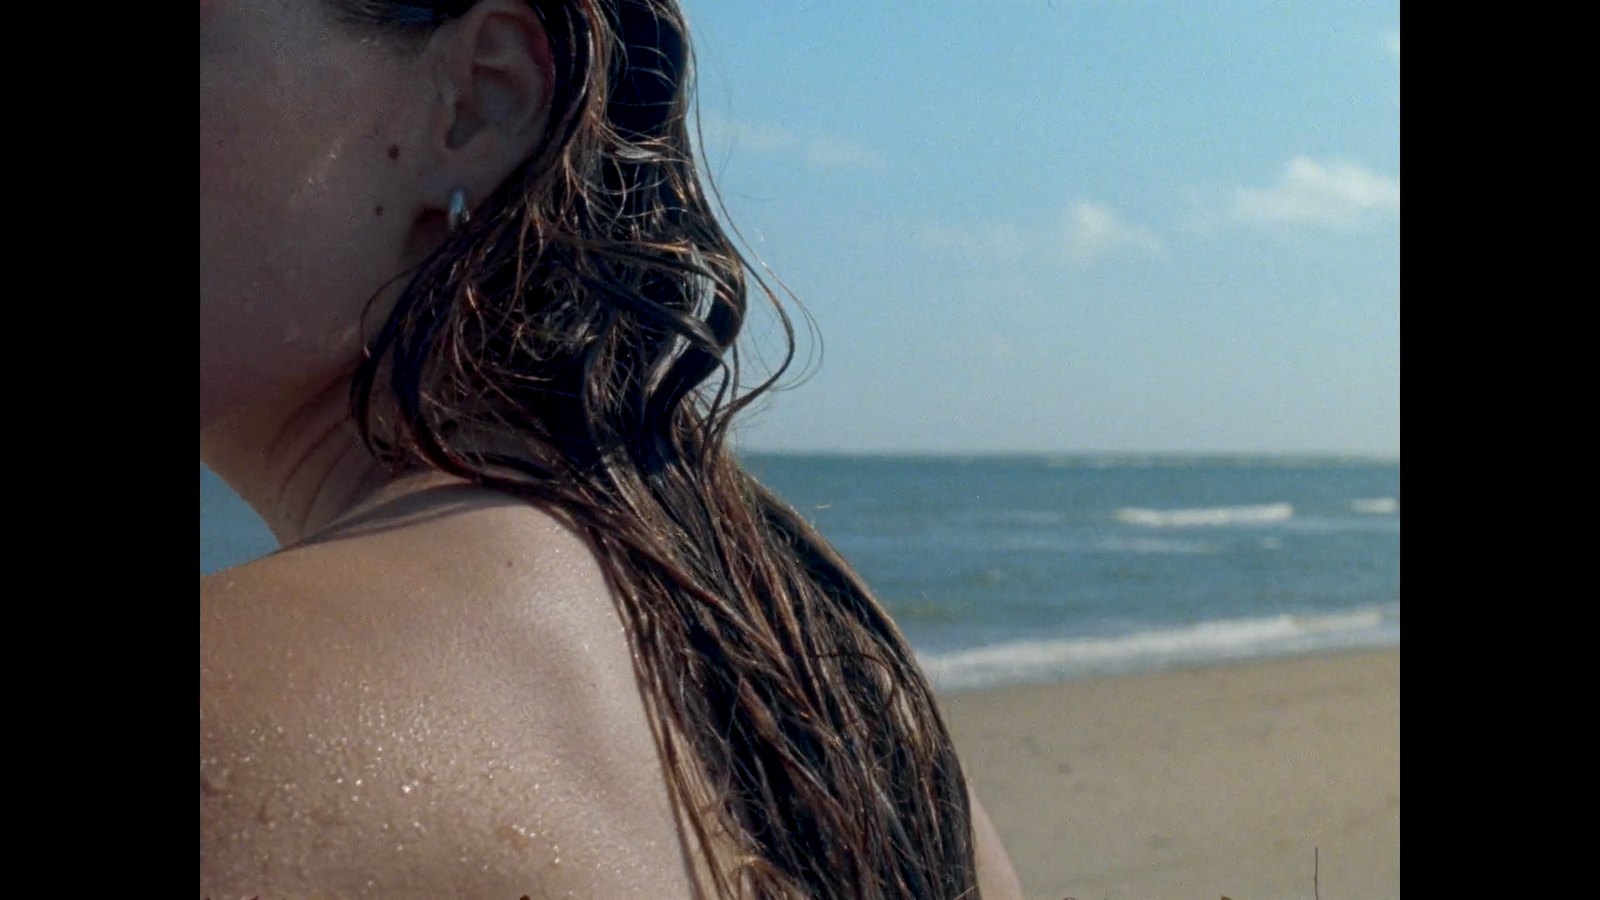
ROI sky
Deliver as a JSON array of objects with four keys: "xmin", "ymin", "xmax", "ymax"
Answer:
[{"xmin": 679, "ymin": 0, "xmax": 1400, "ymax": 456}]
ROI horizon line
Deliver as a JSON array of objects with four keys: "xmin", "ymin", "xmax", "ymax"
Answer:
[{"xmin": 735, "ymin": 448, "xmax": 1400, "ymax": 462}]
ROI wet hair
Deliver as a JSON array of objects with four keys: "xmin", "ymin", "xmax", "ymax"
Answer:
[{"xmin": 336, "ymin": 1, "xmax": 979, "ymax": 897}]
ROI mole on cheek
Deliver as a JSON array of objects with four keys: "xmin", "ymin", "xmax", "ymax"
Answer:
[
  {"xmin": 387, "ymin": 145, "xmax": 400, "ymax": 161},
  {"xmin": 375, "ymin": 205, "xmax": 384, "ymax": 217}
]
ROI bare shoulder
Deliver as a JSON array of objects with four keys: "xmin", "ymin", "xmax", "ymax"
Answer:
[
  {"xmin": 969, "ymin": 786, "xmax": 1026, "ymax": 900},
  {"xmin": 200, "ymin": 490, "xmax": 694, "ymax": 898}
]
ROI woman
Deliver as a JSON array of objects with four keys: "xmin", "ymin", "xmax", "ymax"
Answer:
[{"xmin": 200, "ymin": 0, "xmax": 1025, "ymax": 896}]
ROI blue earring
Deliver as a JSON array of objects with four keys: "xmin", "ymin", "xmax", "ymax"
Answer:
[{"xmin": 448, "ymin": 188, "xmax": 470, "ymax": 233}]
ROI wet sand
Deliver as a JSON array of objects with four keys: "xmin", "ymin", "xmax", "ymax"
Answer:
[{"xmin": 941, "ymin": 649, "xmax": 1399, "ymax": 900}]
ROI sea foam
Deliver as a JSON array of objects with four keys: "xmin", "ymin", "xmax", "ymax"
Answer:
[
  {"xmin": 917, "ymin": 607, "xmax": 1396, "ymax": 692},
  {"xmin": 1350, "ymin": 497, "xmax": 1399, "ymax": 514},
  {"xmin": 1115, "ymin": 502, "xmax": 1294, "ymax": 528}
]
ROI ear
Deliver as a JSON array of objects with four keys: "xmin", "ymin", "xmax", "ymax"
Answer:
[{"xmin": 429, "ymin": 0, "xmax": 554, "ymax": 181}]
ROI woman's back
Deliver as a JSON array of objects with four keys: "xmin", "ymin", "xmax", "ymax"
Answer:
[{"xmin": 200, "ymin": 478, "xmax": 1022, "ymax": 898}]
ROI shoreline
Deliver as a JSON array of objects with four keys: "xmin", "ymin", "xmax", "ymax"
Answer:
[
  {"xmin": 926, "ymin": 633, "xmax": 1400, "ymax": 698},
  {"xmin": 940, "ymin": 647, "xmax": 1399, "ymax": 900}
]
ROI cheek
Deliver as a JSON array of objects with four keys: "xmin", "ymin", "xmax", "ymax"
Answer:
[{"xmin": 200, "ymin": 71, "xmax": 405, "ymax": 420}]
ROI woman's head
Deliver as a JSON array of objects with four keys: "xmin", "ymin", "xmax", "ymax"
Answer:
[
  {"xmin": 337, "ymin": 0, "xmax": 755, "ymax": 484},
  {"xmin": 200, "ymin": 0, "xmax": 560, "ymax": 433},
  {"xmin": 202, "ymin": 0, "xmax": 747, "ymax": 475}
]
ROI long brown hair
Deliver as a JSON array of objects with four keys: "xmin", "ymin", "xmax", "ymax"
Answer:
[{"xmin": 338, "ymin": 1, "xmax": 978, "ymax": 896}]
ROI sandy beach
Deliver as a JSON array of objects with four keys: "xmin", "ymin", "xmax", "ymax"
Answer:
[{"xmin": 941, "ymin": 649, "xmax": 1399, "ymax": 900}]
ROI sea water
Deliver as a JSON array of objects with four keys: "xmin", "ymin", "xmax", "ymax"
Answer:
[{"xmin": 202, "ymin": 455, "xmax": 1399, "ymax": 690}]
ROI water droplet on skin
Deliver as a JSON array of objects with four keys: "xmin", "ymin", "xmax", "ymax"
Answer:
[
  {"xmin": 200, "ymin": 767, "xmax": 231, "ymax": 795},
  {"xmin": 496, "ymin": 823, "xmax": 535, "ymax": 850},
  {"xmin": 258, "ymin": 793, "xmax": 288, "ymax": 825},
  {"xmin": 311, "ymin": 800, "xmax": 351, "ymax": 826}
]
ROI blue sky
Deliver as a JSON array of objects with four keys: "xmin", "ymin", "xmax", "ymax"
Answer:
[{"xmin": 681, "ymin": 1, "xmax": 1400, "ymax": 456}]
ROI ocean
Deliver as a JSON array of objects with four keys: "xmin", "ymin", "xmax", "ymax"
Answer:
[{"xmin": 202, "ymin": 455, "xmax": 1399, "ymax": 691}]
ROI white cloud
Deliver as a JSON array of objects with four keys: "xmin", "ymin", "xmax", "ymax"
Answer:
[
  {"xmin": 803, "ymin": 135, "xmax": 886, "ymax": 171},
  {"xmin": 1227, "ymin": 157, "xmax": 1399, "ymax": 230},
  {"xmin": 917, "ymin": 222, "xmax": 1036, "ymax": 263},
  {"xmin": 916, "ymin": 201, "xmax": 1163, "ymax": 267},
  {"xmin": 1385, "ymin": 32, "xmax": 1400, "ymax": 108},
  {"xmin": 732, "ymin": 123, "xmax": 800, "ymax": 154},
  {"xmin": 979, "ymin": 333, "xmax": 1011, "ymax": 360},
  {"xmin": 695, "ymin": 115, "xmax": 795, "ymax": 152},
  {"xmin": 694, "ymin": 115, "xmax": 883, "ymax": 172},
  {"xmin": 1062, "ymin": 201, "xmax": 1165, "ymax": 263}
]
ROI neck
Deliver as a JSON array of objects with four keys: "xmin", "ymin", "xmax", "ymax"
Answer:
[{"xmin": 201, "ymin": 372, "xmax": 415, "ymax": 549}]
